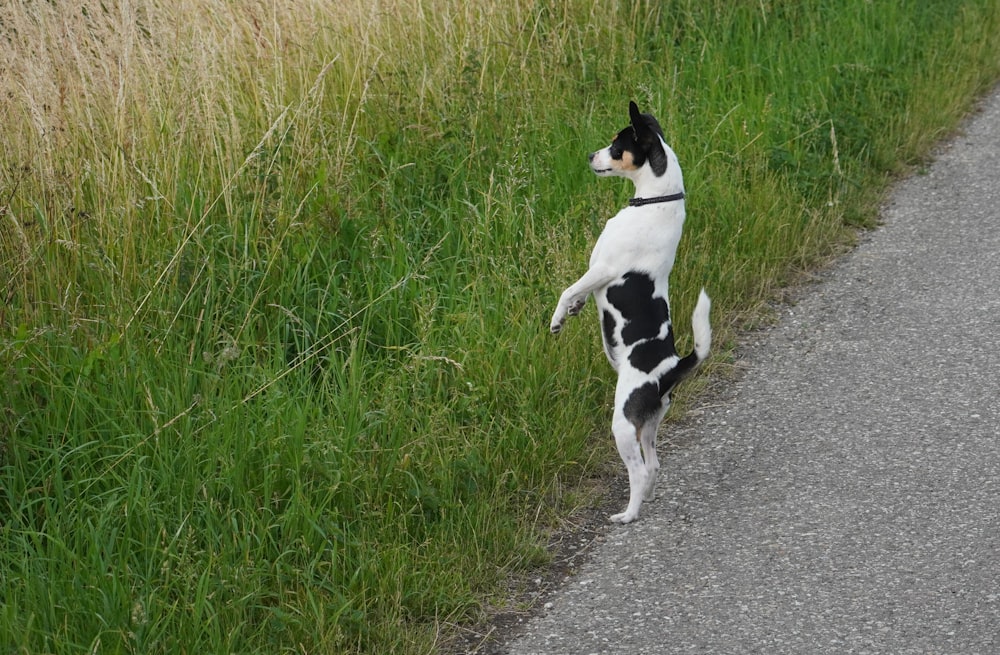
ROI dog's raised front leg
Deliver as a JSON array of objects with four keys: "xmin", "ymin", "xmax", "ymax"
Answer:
[{"xmin": 550, "ymin": 265, "xmax": 616, "ymax": 334}]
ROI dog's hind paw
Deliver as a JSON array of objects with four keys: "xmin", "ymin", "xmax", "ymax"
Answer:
[{"xmin": 609, "ymin": 510, "xmax": 639, "ymax": 524}]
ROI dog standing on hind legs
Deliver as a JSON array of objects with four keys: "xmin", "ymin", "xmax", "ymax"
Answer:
[{"xmin": 550, "ymin": 101, "xmax": 712, "ymax": 524}]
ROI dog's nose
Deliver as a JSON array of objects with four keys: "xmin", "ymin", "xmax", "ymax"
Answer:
[{"xmin": 588, "ymin": 152, "xmax": 595, "ymax": 162}]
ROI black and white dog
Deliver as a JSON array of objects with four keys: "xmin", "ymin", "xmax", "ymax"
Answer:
[{"xmin": 550, "ymin": 101, "xmax": 711, "ymax": 524}]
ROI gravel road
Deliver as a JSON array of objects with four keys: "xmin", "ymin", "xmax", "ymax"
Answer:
[{"xmin": 506, "ymin": 85, "xmax": 1000, "ymax": 655}]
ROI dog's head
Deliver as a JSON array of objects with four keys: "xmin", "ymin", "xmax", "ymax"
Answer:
[{"xmin": 588, "ymin": 101, "xmax": 670, "ymax": 180}]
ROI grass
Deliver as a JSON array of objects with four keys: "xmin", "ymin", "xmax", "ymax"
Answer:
[{"xmin": 2, "ymin": 0, "xmax": 1000, "ymax": 652}]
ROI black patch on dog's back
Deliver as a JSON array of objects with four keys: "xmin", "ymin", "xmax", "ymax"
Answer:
[
  {"xmin": 602, "ymin": 309, "xmax": 618, "ymax": 349},
  {"xmin": 606, "ymin": 272, "xmax": 669, "ymax": 346},
  {"xmin": 623, "ymin": 349, "xmax": 700, "ymax": 429},
  {"xmin": 627, "ymin": 327, "xmax": 676, "ymax": 373}
]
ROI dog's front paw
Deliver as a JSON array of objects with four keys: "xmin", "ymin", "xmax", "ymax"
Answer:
[
  {"xmin": 549, "ymin": 308, "xmax": 566, "ymax": 335},
  {"xmin": 567, "ymin": 298, "xmax": 586, "ymax": 316}
]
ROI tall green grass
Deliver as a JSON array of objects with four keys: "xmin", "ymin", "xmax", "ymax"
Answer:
[{"xmin": 2, "ymin": 0, "xmax": 999, "ymax": 651}]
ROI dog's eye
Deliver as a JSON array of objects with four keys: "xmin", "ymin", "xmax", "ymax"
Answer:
[{"xmin": 610, "ymin": 145, "xmax": 623, "ymax": 159}]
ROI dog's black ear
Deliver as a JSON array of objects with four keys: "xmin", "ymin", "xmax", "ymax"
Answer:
[
  {"xmin": 629, "ymin": 101, "xmax": 642, "ymax": 124},
  {"xmin": 629, "ymin": 101, "xmax": 658, "ymax": 143},
  {"xmin": 629, "ymin": 100, "xmax": 668, "ymax": 175},
  {"xmin": 629, "ymin": 101, "xmax": 642, "ymax": 136}
]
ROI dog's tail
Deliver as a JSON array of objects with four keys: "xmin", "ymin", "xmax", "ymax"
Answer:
[
  {"xmin": 657, "ymin": 289, "xmax": 711, "ymax": 396},
  {"xmin": 690, "ymin": 288, "xmax": 712, "ymax": 363}
]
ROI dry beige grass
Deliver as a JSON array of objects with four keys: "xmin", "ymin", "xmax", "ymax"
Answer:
[{"xmin": 0, "ymin": 0, "xmax": 548, "ymax": 273}]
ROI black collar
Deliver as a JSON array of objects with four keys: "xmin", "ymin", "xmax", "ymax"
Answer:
[{"xmin": 628, "ymin": 192, "xmax": 685, "ymax": 207}]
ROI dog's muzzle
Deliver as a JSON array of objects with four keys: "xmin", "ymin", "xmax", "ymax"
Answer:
[{"xmin": 589, "ymin": 152, "xmax": 612, "ymax": 174}]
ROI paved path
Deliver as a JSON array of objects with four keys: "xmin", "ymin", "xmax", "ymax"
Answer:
[{"xmin": 507, "ymin": 86, "xmax": 1000, "ymax": 654}]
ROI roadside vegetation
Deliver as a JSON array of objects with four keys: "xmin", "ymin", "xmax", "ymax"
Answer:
[{"xmin": 2, "ymin": 0, "xmax": 999, "ymax": 652}]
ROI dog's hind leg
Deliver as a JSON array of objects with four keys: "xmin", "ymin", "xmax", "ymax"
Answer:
[
  {"xmin": 638, "ymin": 421, "xmax": 661, "ymax": 502},
  {"xmin": 610, "ymin": 413, "xmax": 647, "ymax": 524},
  {"xmin": 638, "ymin": 402, "xmax": 669, "ymax": 502}
]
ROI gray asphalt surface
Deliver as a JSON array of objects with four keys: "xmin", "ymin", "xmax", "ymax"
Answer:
[{"xmin": 507, "ymin": 85, "xmax": 1000, "ymax": 655}]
